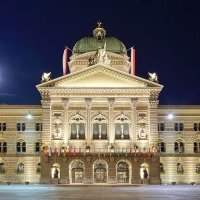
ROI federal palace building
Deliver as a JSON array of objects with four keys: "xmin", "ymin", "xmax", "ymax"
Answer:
[{"xmin": 0, "ymin": 23, "xmax": 200, "ymax": 185}]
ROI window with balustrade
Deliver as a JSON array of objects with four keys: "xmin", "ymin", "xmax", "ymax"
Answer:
[
  {"xmin": 115, "ymin": 113, "xmax": 130, "ymax": 140},
  {"xmin": 70, "ymin": 114, "xmax": 85, "ymax": 140},
  {"xmin": 93, "ymin": 113, "xmax": 107, "ymax": 140}
]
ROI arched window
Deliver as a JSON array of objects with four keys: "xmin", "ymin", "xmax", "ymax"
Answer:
[
  {"xmin": 194, "ymin": 142, "xmax": 200, "ymax": 153},
  {"xmin": 177, "ymin": 163, "xmax": 184, "ymax": 174},
  {"xmin": 93, "ymin": 113, "xmax": 107, "ymax": 140},
  {"xmin": 115, "ymin": 113, "xmax": 130, "ymax": 140},
  {"xmin": 196, "ymin": 163, "xmax": 200, "ymax": 174},
  {"xmin": 17, "ymin": 163, "xmax": 24, "ymax": 174},
  {"xmin": 93, "ymin": 160, "xmax": 108, "ymax": 183},
  {"xmin": 16, "ymin": 141, "xmax": 26, "ymax": 153},
  {"xmin": 0, "ymin": 142, "xmax": 7, "ymax": 153},
  {"xmin": 70, "ymin": 114, "xmax": 85, "ymax": 140},
  {"xmin": 70, "ymin": 160, "xmax": 84, "ymax": 183},
  {"xmin": 140, "ymin": 163, "xmax": 149, "ymax": 184},
  {"xmin": 52, "ymin": 117, "xmax": 63, "ymax": 139},
  {"xmin": 0, "ymin": 163, "xmax": 5, "ymax": 174},
  {"xmin": 174, "ymin": 140, "xmax": 184, "ymax": 153},
  {"xmin": 159, "ymin": 142, "xmax": 166, "ymax": 153},
  {"xmin": 51, "ymin": 163, "xmax": 60, "ymax": 179},
  {"xmin": 160, "ymin": 163, "xmax": 164, "ymax": 173},
  {"xmin": 116, "ymin": 161, "xmax": 130, "ymax": 183},
  {"xmin": 36, "ymin": 163, "xmax": 41, "ymax": 174}
]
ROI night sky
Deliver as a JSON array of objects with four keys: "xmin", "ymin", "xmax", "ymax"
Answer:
[{"xmin": 0, "ymin": 0, "xmax": 200, "ymax": 105}]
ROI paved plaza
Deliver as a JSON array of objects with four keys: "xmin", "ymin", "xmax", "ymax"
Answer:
[{"xmin": 0, "ymin": 185, "xmax": 200, "ymax": 200}]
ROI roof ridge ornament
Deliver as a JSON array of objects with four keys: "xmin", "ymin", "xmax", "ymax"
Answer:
[
  {"xmin": 148, "ymin": 72, "xmax": 158, "ymax": 83},
  {"xmin": 93, "ymin": 21, "xmax": 106, "ymax": 40}
]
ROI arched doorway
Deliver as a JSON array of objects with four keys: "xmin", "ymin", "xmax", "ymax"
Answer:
[
  {"xmin": 51, "ymin": 163, "xmax": 60, "ymax": 179},
  {"xmin": 140, "ymin": 163, "xmax": 149, "ymax": 184},
  {"xmin": 93, "ymin": 160, "xmax": 108, "ymax": 183},
  {"xmin": 116, "ymin": 161, "xmax": 130, "ymax": 183},
  {"xmin": 69, "ymin": 160, "xmax": 84, "ymax": 184}
]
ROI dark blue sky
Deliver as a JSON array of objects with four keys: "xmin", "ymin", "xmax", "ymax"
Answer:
[{"xmin": 0, "ymin": 0, "xmax": 200, "ymax": 105}]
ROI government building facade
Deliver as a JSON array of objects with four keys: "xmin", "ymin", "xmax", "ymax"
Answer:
[{"xmin": 0, "ymin": 24, "xmax": 200, "ymax": 185}]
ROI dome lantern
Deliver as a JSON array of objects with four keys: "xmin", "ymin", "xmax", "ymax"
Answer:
[{"xmin": 93, "ymin": 22, "xmax": 106, "ymax": 40}]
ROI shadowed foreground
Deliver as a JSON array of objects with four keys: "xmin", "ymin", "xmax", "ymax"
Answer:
[{"xmin": 0, "ymin": 185, "xmax": 200, "ymax": 200}]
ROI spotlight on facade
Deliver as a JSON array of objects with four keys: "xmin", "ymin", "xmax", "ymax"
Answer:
[
  {"xmin": 167, "ymin": 113, "xmax": 174, "ymax": 120},
  {"xmin": 26, "ymin": 113, "xmax": 32, "ymax": 120}
]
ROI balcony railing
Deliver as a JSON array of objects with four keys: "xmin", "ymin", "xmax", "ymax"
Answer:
[{"xmin": 42, "ymin": 146, "xmax": 159, "ymax": 157}]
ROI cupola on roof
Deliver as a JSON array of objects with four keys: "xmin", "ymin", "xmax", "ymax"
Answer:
[{"xmin": 72, "ymin": 22, "xmax": 127, "ymax": 55}]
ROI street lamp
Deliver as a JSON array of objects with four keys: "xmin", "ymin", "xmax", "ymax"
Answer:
[{"xmin": 167, "ymin": 113, "xmax": 174, "ymax": 120}]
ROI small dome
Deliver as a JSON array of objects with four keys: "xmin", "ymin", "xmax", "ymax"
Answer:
[
  {"xmin": 72, "ymin": 37, "xmax": 127, "ymax": 55},
  {"xmin": 72, "ymin": 23, "xmax": 127, "ymax": 55}
]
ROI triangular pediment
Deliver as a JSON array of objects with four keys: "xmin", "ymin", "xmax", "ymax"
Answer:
[{"xmin": 37, "ymin": 64, "xmax": 163, "ymax": 89}]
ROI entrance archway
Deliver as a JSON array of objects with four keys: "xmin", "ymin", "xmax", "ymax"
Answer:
[
  {"xmin": 69, "ymin": 160, "xmax": 84, "ymax": 184},
  {"xmin": 51, "ymin": 163, "xmax": 60, "ymax": 179},
  {"xmin": 93, "ymin": 160, "xmax": 108, "ymax": 183},
  {"xmin": 116, "ymin": 161, "xmax": 131, "ymax": 183},
  {"xmin": 140, "ymin": 163, "xmax": 149, "ymax": 184}
]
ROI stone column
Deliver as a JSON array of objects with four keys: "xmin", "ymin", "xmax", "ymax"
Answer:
[
  {"xmin": 63, "ymin": 98, "xmax": 69, "ymax": 145},
  {"xmin": 148, "ymin": 95, "xmax": 159, "ymax": 147},
  {"xmin": 108, "ymin": 98, "xmax": 115, "ymax": 144},
  {"xmin": 131, "ymin": 98, "xmax": 138, "ymax": 144},
  {"xmin": 85, "ymin": 98, "xmax": 92, "ymax": 145},
  {"xmin": 41, "ymin": 99, "xmax": 51, "ymax": 146}
]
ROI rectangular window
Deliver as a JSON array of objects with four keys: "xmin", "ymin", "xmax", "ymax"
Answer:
[
  {"xmin": 16, "ymin": 123, "xmax": 26, "ymax": 131},
  {"xmin": 174, "ymin": 123, "xmax": 184, "ymax": 131},
  {"xmin": 0, "ymin": 123, "xmax": 6, "ymax": 131},
  {"xmin": 35, "ymin": 142, "xmax": 40, "ymax": 152},
  {"xmin": 158, "ymin": 123, "xmax": 165, "ymax": 131},
  {"xmin": 35, "ymin": 123, "xmax": 42, "ymax": 131},
  {"xmin": 194, "ymin": 123, "xmax": 200, "ymax": 131}
]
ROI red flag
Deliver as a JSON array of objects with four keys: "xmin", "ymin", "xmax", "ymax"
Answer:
[
  {"xmin": 130, "ymin": 47, "xmax": 136, "ymax": 75},
  {"xmin": 62, "ymin": 47, "xmax": 69, "ymax": 75}
]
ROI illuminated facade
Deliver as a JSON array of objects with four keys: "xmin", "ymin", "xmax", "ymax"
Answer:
[{"xmin": 0, "ymin": 24, "xmax": 200, "ymax": 184}]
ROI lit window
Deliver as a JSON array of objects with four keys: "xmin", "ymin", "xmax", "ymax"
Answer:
[
  {"xmin": 115, "ymin": 113, "xmax": 130, "ymax": 140},
  {"xmin": 93, "ymin": 113, "xmax": 107, "ymax": 140},
  {"xmin": 70, "ymin": 114, "xmax": 85, "ymax": 140}
]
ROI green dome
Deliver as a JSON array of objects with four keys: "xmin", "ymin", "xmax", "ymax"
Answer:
[{"xmin": 72, "ymin": 36, "xmax": 127, "ymax": 55}]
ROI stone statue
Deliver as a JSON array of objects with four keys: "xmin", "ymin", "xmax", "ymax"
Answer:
[
  {"xmin": 41, "ymin": 72, "xmax": 51, "ymax": 82},
  {"xmin": 148, "ymin": 72, "xmax": 158, "ymax": 82},
  {"xmin": 96, "ymin": 42, "xmax": 111, "ymax": 65},
  {"xmin": 88, "ymin": 42, "xmax": 111, "ymax": 66}
]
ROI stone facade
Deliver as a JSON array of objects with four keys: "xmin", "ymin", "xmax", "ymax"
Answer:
[{"xmin": 0, "ymin": 24, "xmax": 200, "ymax": 184}]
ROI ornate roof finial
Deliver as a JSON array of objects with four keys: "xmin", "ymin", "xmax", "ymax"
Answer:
[{"xmin": 93, "ymin": 21, "xmax": 106, "ymax": 40}]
